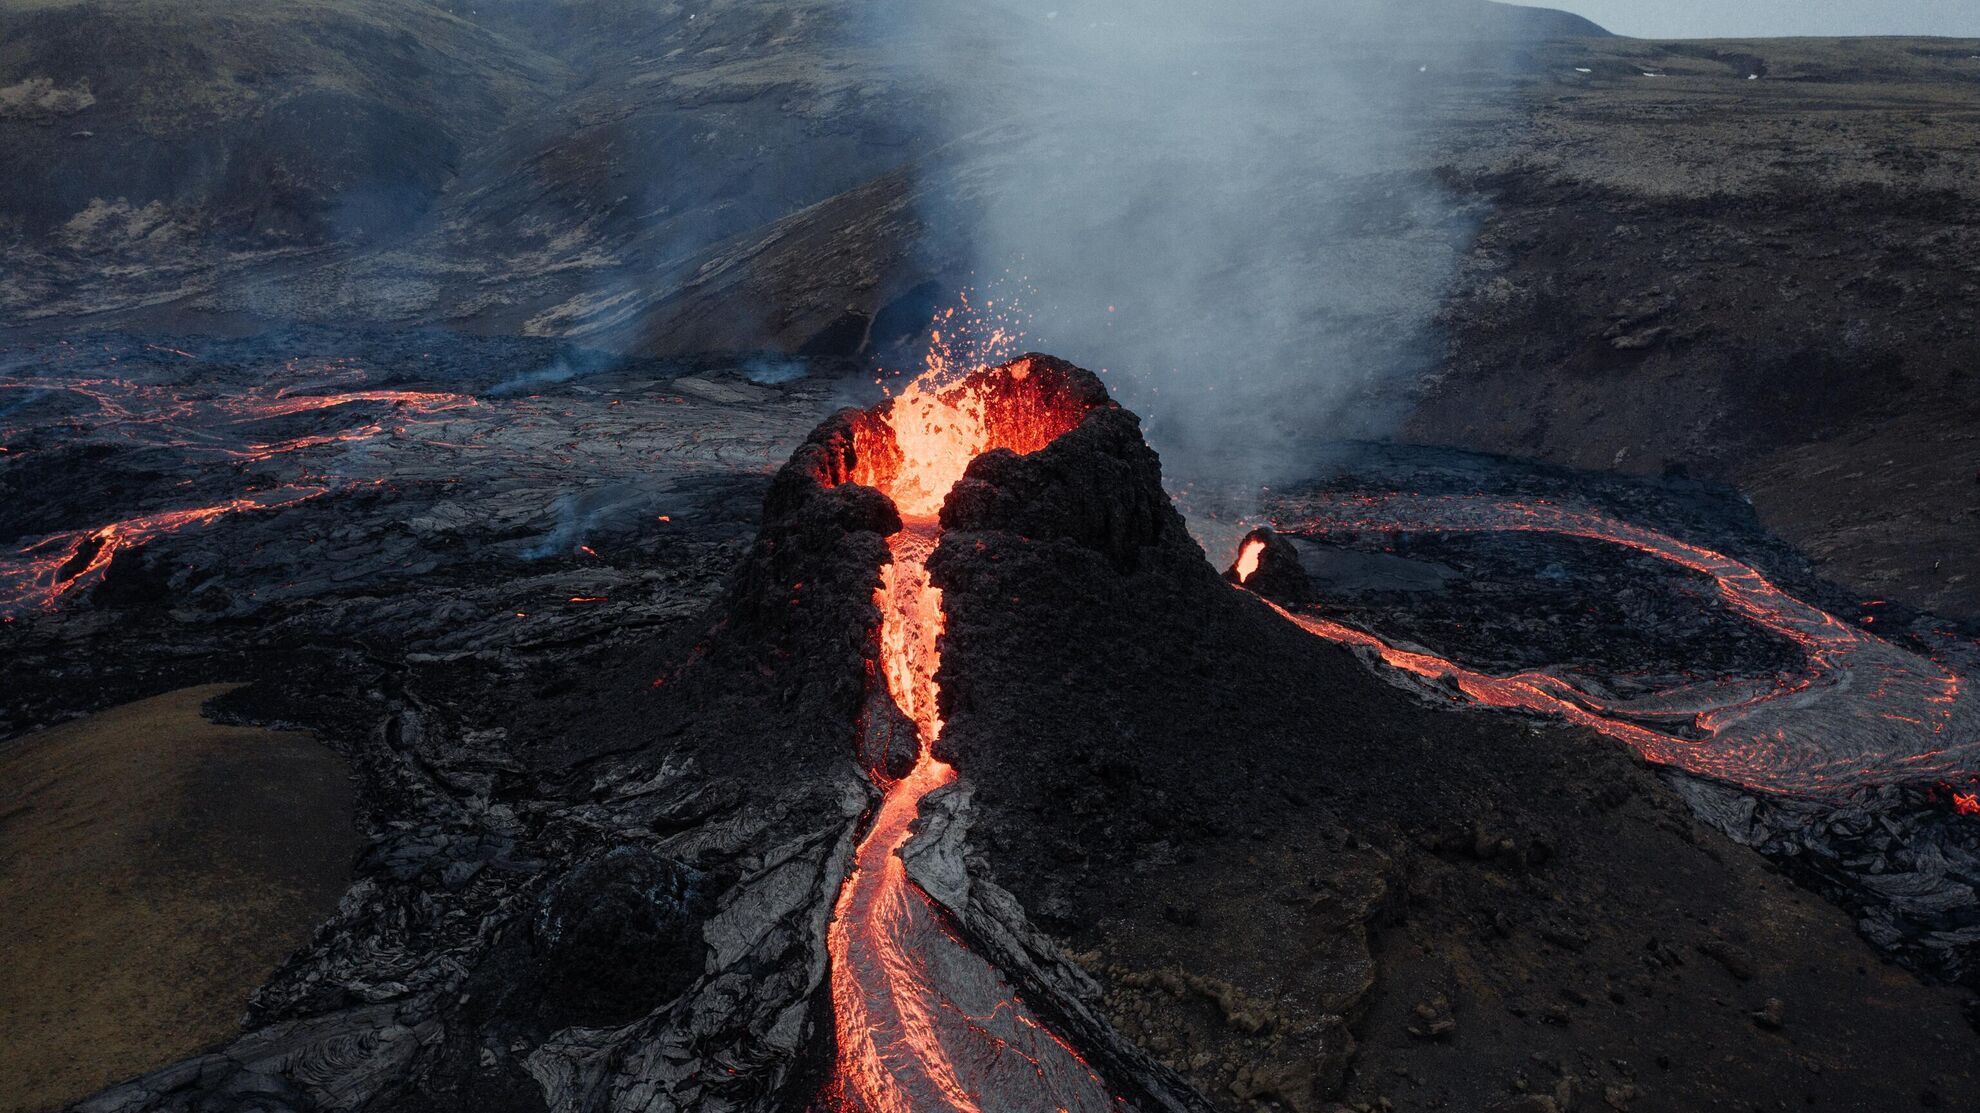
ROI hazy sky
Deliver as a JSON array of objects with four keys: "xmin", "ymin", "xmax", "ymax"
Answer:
[{"xmin": 1544, "ymin": 0, "xmax": 1980, "ymax": 39}]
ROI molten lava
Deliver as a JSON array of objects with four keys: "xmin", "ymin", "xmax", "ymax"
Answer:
[
  {"xmin": 822, "ymin": 356, "xmax": 1119, "ymax": 1113},
  {"xmin": 0, "ymin": 356, "xmax": 479, "ymax": 616},
  {"xmin": 1233, "ymin": 537, "xmax": 1266, "ymax": 584},
  {"xmin": 1, "ymin": 486, "xmax": 331, "ymax": 617},
  {"xmin": 1247, "ymin": 493, "xmax": 1979, "ymax": 800}
]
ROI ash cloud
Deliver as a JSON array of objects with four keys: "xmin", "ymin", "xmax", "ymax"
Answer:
[{"xmin": 877, "ymin": 1, "xmax": 1533, "ymax": 501}]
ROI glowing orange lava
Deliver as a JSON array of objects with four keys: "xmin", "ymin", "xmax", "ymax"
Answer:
[
  {"xmin": 1251, "ymin": 493, "xmax": 1980, "ymax": 800},
  {"xmin": 0, "ymin": 369, "xmax": 475, "ymax": 461},
  {"xmin": 822, "ymin": 355, "xmax": 1118, "ymax": 1113},
  {"xmin": 1, "ymin": 486, "xmax": 331, "ymax": 617},
  {"xmin": 1233, "ymin": 537, "xmax": 1266, "ymax": 584},
  {"xmin": 828, "ymin": 527, "xmax": 975, "ymax": 1112},
  {"xmin": 0, "ymin": 355, "xmax": 486, "ymax": 617}
]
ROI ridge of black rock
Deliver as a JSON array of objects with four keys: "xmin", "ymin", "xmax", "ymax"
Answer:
[{"xmin": 921, "ymin": 363, "xmax": 1980, "ymax": 1112}]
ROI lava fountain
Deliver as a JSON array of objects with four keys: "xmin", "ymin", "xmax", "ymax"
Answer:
[{"xmin": 816, "ymin": 356, "xmax": 1124, "ymax": 1113}]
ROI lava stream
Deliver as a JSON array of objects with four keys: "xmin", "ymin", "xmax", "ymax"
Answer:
[
  {"xmin": 0, "ymin": 486, "xmax": 331, "ymax": 618},
  {"xmin": 825, "ymin": 359, "xmax": 1121, "ymax": 1113},
  {"xmin": 0, "ymin": 357, "xmax": 488, "ymax": 615},
  {"xmin": 1249, "ymin": 493, "xmax": 1978, "ymax": 799}
]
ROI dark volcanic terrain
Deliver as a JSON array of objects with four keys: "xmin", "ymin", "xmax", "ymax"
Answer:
[
  {"xmin": 931, "ymin": 407, "xmax": 1979, "ymax": 1113},
  {"xmin": 5, "ymin": 4, "xmax": 1972, "ymax": 616},
  {"xmin": 1417, "ymin": 36, "xmax": 1980, "ymax": 623},
  {"xmin": 4, "ymin": 2, "xmax": 1980, "ymax": 1112}
]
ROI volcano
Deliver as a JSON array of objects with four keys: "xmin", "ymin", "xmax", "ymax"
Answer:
[
  {"xmin": 10, "ymin": 0, "xmax": 1980, "ymax": 1104},
  {"xmin": 62, "ymin": 353, "xmax": 1980, "ymax": 1113}
]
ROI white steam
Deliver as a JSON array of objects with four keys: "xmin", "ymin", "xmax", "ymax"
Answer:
[{"xmin": 880, "ymin": 0, "xmax": 1518, "ymax": 495}]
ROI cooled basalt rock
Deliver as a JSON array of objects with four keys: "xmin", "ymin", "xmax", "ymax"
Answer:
[
  {"xmin": 71, "ymin": 386, "xmax": 904, "ymax": 1113},
  {"xmin": 529, "ymin": 848, "xmax": 710, "ymax": 1028},
  {"xmin": 64, "ymin": 354, "xmax": 1213, "ymax": 1113},
  {"xmin": 900, "ymin": 780, "xmax": 1215, "ymax": 1113},
  {"xmin": 942, "ymin": 406, "xmax": 1182, "ymax": 575},
  {"xmin": 59, "ymin": 352, "xmax": 1980, "ymax": 1113},
  {"xmin": 921, "ymin": 370, "xmax": 1980, "ymax": 1111}
]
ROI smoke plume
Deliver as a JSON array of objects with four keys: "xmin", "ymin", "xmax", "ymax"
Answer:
[{"xmin": 878, "ymin": 0, "xmax": 1529, "ymax": 505}]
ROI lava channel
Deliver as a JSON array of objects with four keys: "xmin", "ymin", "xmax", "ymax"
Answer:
[
  {"xmin": 0, "ymin": 357, "xmax": 484, "ymax": 617},
  {"xmin": 1246, "ymin": 493, "xmax": 1977, "ymax": 799},
  {"xmin": 0, "ymin": 485, "xmax": 332, "ymax": 618},
  {"xmin": 822, "ymin": 357, "xmax": 1124, "ymax": 1113}
]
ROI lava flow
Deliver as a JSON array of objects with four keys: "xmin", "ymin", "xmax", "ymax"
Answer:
[
  {"xmin": 1244, "ymin": 493, "xmax": 1978, "ymax": 799},
  {"xmin": 821, "ymin": 357, "xmax": 1122, "ymax": 1113},
  {"xmin": 1, "ymin": 485, "xmax": 332, "ymax": 618},
  {"xmin": 0, "ymin": 355, "xmax": 476, "ymax": 463},
  {"xmin": 0, "ymin": 353, "xmax": 485, "ymax": 617}
]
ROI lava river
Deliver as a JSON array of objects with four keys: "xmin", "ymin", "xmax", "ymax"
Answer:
[
  {"xmin": 0, "ymin": 354, "xmax": 478, "ymax": 619},
  {"xmin": 1, "ymin": 485, "xmax": 335, "ymax": 616},
  {"xmin": 1243, "ymin": 493, "xmax": 1978, "ymax": 800},
  {"xmin": 823, "ymin": 360, "xmax": 1123, "ymax": 1113}
]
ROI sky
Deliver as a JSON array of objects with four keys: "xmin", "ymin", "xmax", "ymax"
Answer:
[{"xmin": 1542, "ymin": 0, "xmax": 1980, "ymax": 39}]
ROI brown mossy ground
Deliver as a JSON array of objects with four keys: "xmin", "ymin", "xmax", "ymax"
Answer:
[{"xmin": 0, "ymin": 685, "xmax": 359, "ymax": 1113}]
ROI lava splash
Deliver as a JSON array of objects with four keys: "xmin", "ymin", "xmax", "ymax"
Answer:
[
  {"xmin": 1244, "ymin": 494, "xmax": 1977, "ymax": 799},
  {"xmin": 818, "ymin": 357, "xmax": 1123, "ymax": 1113}
]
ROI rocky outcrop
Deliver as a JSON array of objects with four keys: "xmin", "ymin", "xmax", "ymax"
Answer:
[
  {"xmin": 65, "ymin": 377, "xmax": 907, "ymax": 1113},
  {"xmin": 1221, "ymin": 527, "xmax": 1316, "ymax": 607},
  {"xmin": 943, "ymin": 407, "xmax": 1183, "ymax": 576},
  {"xmin": 920, "ymin": 363, "xmax": 1980, "ymax": 1112}
]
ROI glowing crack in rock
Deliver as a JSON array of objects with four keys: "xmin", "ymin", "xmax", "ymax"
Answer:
[
  {"xmin": 0, "ymin": 486, "xmax": 334, "ymax": 618},
  {"xmin": 1, "ymin": 348, "xmax": 809, "ymax": 617}
]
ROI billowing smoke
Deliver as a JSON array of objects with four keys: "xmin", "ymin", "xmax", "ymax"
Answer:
[
  {"xmin": 487, "ymin": 349, "xmax": 618, "ymax": 398},
  {"xmin": 519, "ymin": 484, "xmax": 655, "ymax": 561},
  {"xmin": 878, "ymin": 0, "xmax": 1526, "ymax": 503}
]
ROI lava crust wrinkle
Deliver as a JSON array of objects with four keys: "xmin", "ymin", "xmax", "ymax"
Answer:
[{"xmin": 60, "ymin": 353, "xmax": 1980, "ymax": 1113}]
